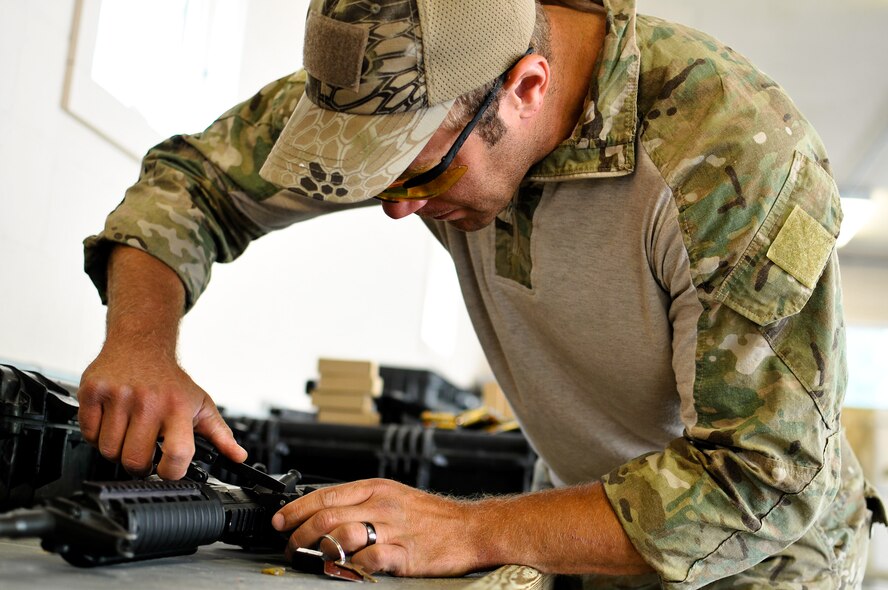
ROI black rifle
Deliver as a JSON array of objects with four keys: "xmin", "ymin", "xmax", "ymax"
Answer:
[{"xmin": 0, "ymin": 436, "xmax": 323, "ymax": 567}]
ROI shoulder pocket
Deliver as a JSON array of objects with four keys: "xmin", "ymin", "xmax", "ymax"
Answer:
[{"xmin": 715, "ymin": 151, "xmax": 842, "ymax": 326}]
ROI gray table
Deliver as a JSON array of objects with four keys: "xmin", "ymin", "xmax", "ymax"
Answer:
[{"xmin": 0, "ymin": 539, "xmax": 551, "ymax": 590}]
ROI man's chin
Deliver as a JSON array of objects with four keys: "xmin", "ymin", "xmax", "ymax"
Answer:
[
  {"xmin": 446, "ymin": 216, "xmax": 493, "ymax": 232},
  {"xmin": 416, "ymin": 207, "xmax": 496, "ymax": 232}
]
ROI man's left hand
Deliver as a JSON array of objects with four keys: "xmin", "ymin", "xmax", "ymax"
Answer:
[{"xmin": 272, "ymin": 478, "xmax": 483, "ymax": 577}]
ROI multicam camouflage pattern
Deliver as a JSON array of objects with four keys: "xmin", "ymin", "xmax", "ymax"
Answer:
[
  {"xmin": 494, "ymin": 183, "xmax": 545, "ymax": 289},
  {"xmin": 84, "ymin": 70, "xmax": 373, "ymax": 308},
  {"xmin": 84, "ymin": 0, "xmax": 885, "ymax": 587},
  {"xmin": 528, "ymin": 0, "xmax": 638, "ymax": 179},
  {"xmin": 530, "ymin": 2, "xmax": 883, "ymax": 588},
  {"xmin": 498, "ymin": 1, "xmax": 884, "ymax": 587}
]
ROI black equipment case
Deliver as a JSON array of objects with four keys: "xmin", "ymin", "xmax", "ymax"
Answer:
[{"xmin": 1, "ymin": 364, "xmax": 536, "ymax": 511}]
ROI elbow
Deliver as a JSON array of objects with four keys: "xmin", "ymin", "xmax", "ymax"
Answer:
[{"xmin": 744, "ymin": 431, "xmax": 843, "ymax": 546}]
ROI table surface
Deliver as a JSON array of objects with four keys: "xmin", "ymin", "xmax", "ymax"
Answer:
[{"xmin": 0, "ymin": 539, "xmax": 551, "ymax": 590}]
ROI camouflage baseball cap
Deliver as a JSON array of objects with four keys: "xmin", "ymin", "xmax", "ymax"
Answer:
[{"xmin": 258, "ymin": 0, "xmax": 537, "ymax": 203}]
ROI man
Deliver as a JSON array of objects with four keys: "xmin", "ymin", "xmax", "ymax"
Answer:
[{"xmin": 78, "ymin": 0, "xmax": 885, "ymax": 587}]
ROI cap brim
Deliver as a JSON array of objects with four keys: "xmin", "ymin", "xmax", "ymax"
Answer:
[{"xmin": 260, "ymin": 93, "xmax": 453, "ymax": 203}]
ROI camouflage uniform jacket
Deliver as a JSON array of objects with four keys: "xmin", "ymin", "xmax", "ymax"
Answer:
[{"xmin": 84, "ymin": 0, "xmax": 886, "ymax": 587}]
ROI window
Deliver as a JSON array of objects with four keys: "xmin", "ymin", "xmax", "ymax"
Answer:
[
  {"xmin": 64, "ymin": 0, "xmax": 249, "ymax": 159},
  {"xmin": 845, "ymin": 326, "xmax": 888, "ymax": 409}
]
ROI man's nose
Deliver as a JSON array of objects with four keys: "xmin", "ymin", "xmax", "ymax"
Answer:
[{"xmin": 381, "ymin": 200, "xmax": 428, "ymax": 219}]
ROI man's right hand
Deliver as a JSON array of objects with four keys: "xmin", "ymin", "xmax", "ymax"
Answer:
[
  {"xmin": 78, "ymin": 349, "xmax": 246, "ymax": 480},
  {"xmin": 77, "ymin": 245, "xmax": 247, "ymax": 480}
]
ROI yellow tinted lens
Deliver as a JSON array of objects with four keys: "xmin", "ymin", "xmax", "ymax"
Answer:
[{"xmin": 377, "ymin": 165, "xmax": 468, "ymax": 202}]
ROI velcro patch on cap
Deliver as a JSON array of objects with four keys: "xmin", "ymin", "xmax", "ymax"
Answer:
[
  {"xmin": 303, "ymin": 11, "xmax": 368, "ymax": 92},
  {"xmin": 766, "ymin": 205, "xmax": 836, "ymax": 289}
]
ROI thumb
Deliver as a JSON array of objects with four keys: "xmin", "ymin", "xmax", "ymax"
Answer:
[{"xmin": 195, "ymin": 410, "xmax": 249, "ymax": 464}]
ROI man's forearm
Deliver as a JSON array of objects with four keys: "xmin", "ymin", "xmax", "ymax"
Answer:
[
  {"xmin": 275, "ymin": 476, "xmax": 653, "ymax": 578},
  {"xmin": 103, "ymin": 245, "xmax": 186, "ymax": 358},
  {"xmin": 472, "ymin": 481, "xmax": 653, "ymax": 575},
  {"xmin": 79, "ymin": 244, "xmax": 246, "ymax": 478}
]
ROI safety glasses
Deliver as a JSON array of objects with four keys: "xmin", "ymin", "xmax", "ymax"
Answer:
[{"xmin": 375, "ymin": 48, "xmax": 533, "ymax": 203}]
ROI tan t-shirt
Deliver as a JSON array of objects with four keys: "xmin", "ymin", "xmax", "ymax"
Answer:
[{"xmin": 425, "ymin": 143, "xmax": 703, "ymax": 486}]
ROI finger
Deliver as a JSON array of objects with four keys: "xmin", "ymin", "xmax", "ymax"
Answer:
[
  {"xmin": 77, "ymin": 388, "xmax": 104, "ymax": 444},
  {"xmin": 194, "ymin": 403, "xmax": 248, "ymax": 464},
  {"xmin": 156, "ymin": 415, "xmax": 196, "ymax": 480},
  {"xmin": 350, "ymin": 544, "xmax": 408, "ymax": 576},
  {"xmin": 275, "ymin": 481, "xmax": 377, "ymax": 530},
  {"xmin": 96, "ymin": 404, "xmax": 130, "ymax": 463},
  {"xmin": 287, "ymin": 505, "xmax": 374, "ymax": 551},
  {"xmin": 317, "ymin": 521, "xmax": 380, "ymax": 557},
  {"xmin": 120, "ymin": 418, "xmax": 161, "ymax": 476}
]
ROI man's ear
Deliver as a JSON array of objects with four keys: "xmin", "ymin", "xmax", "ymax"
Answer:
[{"xmin": 503, "ymin": 55, "xmax": 550, "ymax": 120}]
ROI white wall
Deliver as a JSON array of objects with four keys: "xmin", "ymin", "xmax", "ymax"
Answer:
[
  {"xmin": 841, "ymin": 257, "xmax": 888, "ymax": 326},
  {"xmin": 0, "ymin": 0, "xmax": 491, "ymax": 416},
  {"xmin": 0, "ymin": 1, "xmax": 136, "ymax": 379}
]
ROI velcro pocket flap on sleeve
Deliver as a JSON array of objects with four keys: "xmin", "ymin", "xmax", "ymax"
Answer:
[
  {"xmin": 766, "ymin": 205, "xmax": 835, "ymax": 289},
  {"xmin": 716, "ymin": 151, "xmax": 842, "ymax": 326}
]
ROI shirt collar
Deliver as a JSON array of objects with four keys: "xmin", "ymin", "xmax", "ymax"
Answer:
[{"xmin": 526, "ymin": 0, "xmax": 640, "ymax": 181}]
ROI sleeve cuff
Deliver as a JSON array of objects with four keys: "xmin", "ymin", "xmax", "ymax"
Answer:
[{"xmin": 82, "ymin": 234, "xmax": 204, "ymax": 311}]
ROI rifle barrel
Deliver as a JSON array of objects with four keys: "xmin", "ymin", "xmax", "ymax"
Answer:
[{"xmin": 0, "ymin": 508, "xmax": 54, "ymax": 538}]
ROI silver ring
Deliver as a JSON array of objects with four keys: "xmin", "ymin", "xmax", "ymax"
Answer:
[
  {"xmin": 321, "ymin": 533, "xmax": 346, "ymax": 562},
  {"xmin": 362, "ymin": 522, "xmax": 377, "ymax": 546}
]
